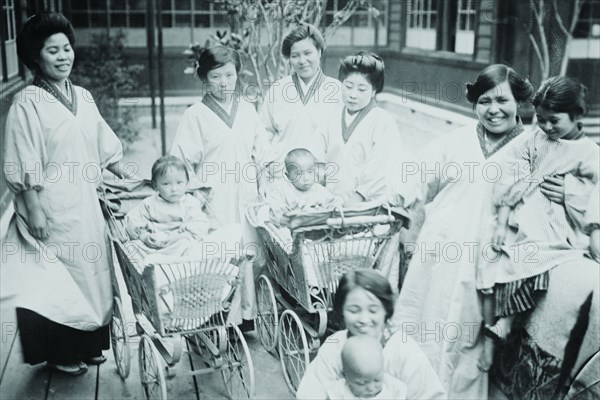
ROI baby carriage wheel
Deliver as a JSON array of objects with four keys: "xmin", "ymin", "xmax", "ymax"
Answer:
[
  {"xmin": 278, "ymin": 310, "xmax": 310, "ymax": 395},
  {"xmin": 256, "ymin": 274, "xmax": 279, "ymax": 351},
  {"xmin": 111, "ymin": 296, "xmax": 131, "ymax": 379},
  {"xmin": 221, "ymin": 324, "xmax": 255, "ymax": 399},
  {"xmin": 138, "ymin": 334, "xmax": 167, "ymax": 400}
]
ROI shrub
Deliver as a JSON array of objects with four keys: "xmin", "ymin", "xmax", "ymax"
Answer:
[{"xmin": 71, "ymin": 31, "xmax": 144, "ymax": 149}]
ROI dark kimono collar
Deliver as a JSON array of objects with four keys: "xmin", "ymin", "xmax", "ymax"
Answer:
[
  {"xmin": 33, "ymin": 75, "xmax": 77, "ymax": 115},
  {"xmin": 341, "ymin": 98, "xmax": 377, "ymax": 143},
  {"xmin": 292, "ymin": 69, "xmax": 325, "ymax": 105},
  {"xmin": 476, "ymin": 117, "xmax": 524, "ymax": 159},
  {"xmin": 202, "ymin": 92, "xmax": 239, "ymax": 129}
]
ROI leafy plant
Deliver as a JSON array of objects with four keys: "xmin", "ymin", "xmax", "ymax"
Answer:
[
  {"xmin": 183, "ymin": 0, "xmax": 379, "ymax": 92},
  {"xmin": 71, "ymin": 32, "xmax": 145, "ymax": 148}
]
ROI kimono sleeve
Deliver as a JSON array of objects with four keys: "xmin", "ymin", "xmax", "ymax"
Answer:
[
  {"xmin": 565, "ymin": 145, "xmax": 600, "ymax": 231},
  {"xmin": 355, "ymin": 113, "xmax": 398, "ymax": 201},
  {"xmin": 296, "ymin": 332, "xmax": 345, "ymax": 399},
  {"xmin": 584, "ymin": 182, "xmax": 600, "ymax": 230},
  {"xmin": 125, "ymin": 199, "xmax": 153, "ymax": 240},
  {"xmin": 87, "ymin": 89, "xmax": 123, "ymax": 168},
  {"xmin": 259, "ymin": 86, "xmax": 278, "ymax": 138},
  {"xmin": 170, "ymin": 108, "xmax": 205, "ymax": 190},
  {"xmin": 184, "ymin": 195, "xmax": 211, "ymax": 239},
  {"xmin": 251, "ymin": 113, "xmax": 272, "ymax": 171},
  {"xmin": 416, "ymin": 133, "xmax": 450, "ymax": 204},
  {"xmin": 3, "ymin": 98, "xmax": 46, "ymax": 193},
  {"xmin": 384, "ymin": 333, "xmax": 447, "ymax": 399}
]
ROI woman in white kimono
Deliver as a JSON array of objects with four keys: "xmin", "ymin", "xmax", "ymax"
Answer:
[
  {"xmin": 320, "ymin": 52, "xmax": 404, "ymax": 205},
  {"xmin": 392, "ymin": 64, "xmax": 532, "ymax": 398},
  {"xmin": 391, "ymin": 64, "xmax": 594, "ymax": 398},
  {"xmin": 170, "ymin": 46, "xmax": 268, "ymax": 324},
  {"xmin": 260, "ymin": 23, "xmax": 343, "ymax": 186},
  {"xmin": 2, "ymin": 13, "xmax": 135, "ymax": 375}
]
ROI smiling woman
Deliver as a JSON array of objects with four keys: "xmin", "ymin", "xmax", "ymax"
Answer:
[
  {"xmin": 296, "ymin": 270, "xmax": 445, "ymax": 400},
  {"xmin": 3, "ymin": 12, "xmax": 137, "ymax": 376},
  {"xmin": 259, "ymin": 24, "xmax": 343, "ymax": 190}
]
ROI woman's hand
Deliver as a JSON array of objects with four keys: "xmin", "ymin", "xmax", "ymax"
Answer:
[
  {"xmin": 590, "ymin": 229, "xmax": 600, "ymax": 263},
  {"xmin": 28, "ymin": 208, "xmax": 49, "ymax": 240},
  {"xmin": 491, "ymin": 224, "xmax": 507, "ymax": 252},
  {"xmin": 540, "ymin": 175, "xmax": 565, "ymax": 204}
]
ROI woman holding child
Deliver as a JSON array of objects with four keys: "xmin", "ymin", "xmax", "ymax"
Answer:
[
  {"xmin": 391, "ymin": 64, "xmax": 535, "ymax": 397},
  {"xmin": 2, "ymin": 13, "xmax": 136, "ymax": 375},
  {"xmin": 296, "ymin": 269, "xmax": 446, "ymax": 399}
]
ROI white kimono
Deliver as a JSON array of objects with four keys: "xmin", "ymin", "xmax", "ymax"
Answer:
[
  {"xmin": 320, "ymin": 102, "xmax": 403, "ymax": 203},
  {"xmin": 392, "ymin": 122, "xmax": 526, "ymax": 398},
  {"xmin": 171, "ymin": 94, "xmax": 267, "ymax": 240},
  {"xmin": 2, "ymin": 83, "xmax": 122, "ymax": 330},
  {"xmin": 260, "ymin": 70, "xmax": 343, "ymax": 181},
  {"xmin": 170, "ymin": 95, "xmax": 268, "ymax": 319}
]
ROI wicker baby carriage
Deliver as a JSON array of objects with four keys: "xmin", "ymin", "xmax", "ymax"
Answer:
[
  {"xmin": 246, "ymin": 202, "xmax": 409, "ymax": 394},
  {"xmin": 100, "ymin": 181, "xmax": 255, "ymax": 400}
]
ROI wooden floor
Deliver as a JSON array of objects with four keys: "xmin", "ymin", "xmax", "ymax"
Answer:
[{"xmin": 0, "ymin": 265, "xmax": 292, "ymax": 400}]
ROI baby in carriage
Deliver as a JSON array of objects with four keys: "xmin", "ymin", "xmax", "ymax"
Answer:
[
  {"xmin": 125, "ymin": 155, "xmax": 211, "ymax": 268},
  {"xmin": 265, "ymin": 147, "xmax": 342, "ymax": 226},
  {"xmin": 326, "ymin": 335, "xmax": 407, "ymax": 399}
]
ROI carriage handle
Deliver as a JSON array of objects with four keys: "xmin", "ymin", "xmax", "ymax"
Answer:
[
  {"xmin": 325, "ymin": 214, "xmax": 396, "ymax": 228},
  {"xmin": 326, "ymin": 204, "xmax": 395, "ymax": 228}
]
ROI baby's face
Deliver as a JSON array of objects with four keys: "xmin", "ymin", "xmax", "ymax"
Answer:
[
  {"xmin": 155, "ymin": 167, "xmax": 188, "ymax": 203},
  {"xmin": 345, "ymin": 365, "xmax": 384, "ymax": 398},
  {"xmin": 286, "ymin": 157, "xmax": 317, "ymax": 192}
]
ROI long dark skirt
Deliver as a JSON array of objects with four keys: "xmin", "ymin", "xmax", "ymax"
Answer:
[{"xmin": 16, "ymin": 308, "xmax": 110, "ymax": 365}]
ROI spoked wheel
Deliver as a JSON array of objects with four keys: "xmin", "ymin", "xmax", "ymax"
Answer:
[
  {"xmin": 256, "ymin": 275, "xmax": 279, "ymax": 351},
  {"xmin": 278, "ymin": 310, "xmax": 309, "ymax": 395},
  {"xmin": 138, "ymin": 335, "xmax": 167, "ymax": 400},
  {"xmin": 111, "ymin": 296, "xmax": 131, "ymax": 378},
  {"xmin": 221, "ymin": 324, "xmax": 255, "ymax": 399}
]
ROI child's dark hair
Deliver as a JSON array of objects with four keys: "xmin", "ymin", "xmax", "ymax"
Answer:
[
  {"xmin": 196, "ymin": 46, "xmax": 241, "ymax": 81},
  {"xmin": 151, "ymin": 155, "xmax": 189, "ymax": 185},
  {"xmin": 466, "ymin": 64, "xmax": 533, "ymax": 105},
  {"xmin": 16, "ymin": 13, "xmax": 76, "ymax": 74},
  {"xmin": 339, "ymin": 52, "xmax": 385, "ymax": 93},
  {"xmin": 532, "ymin": 76, "xmax": 588, "ymax": 119},
  {"xmin": 281, "ymin": 23, "xmax": 325, "ymax": 59},
  {"xmin": 284, "ymin": 148, "xmax": 315, "ymax": 172}
]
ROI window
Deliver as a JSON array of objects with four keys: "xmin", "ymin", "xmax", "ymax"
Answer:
[
  {"xmin": 455, "ymin": 0, "xmax": 476, "ymax": 54},
  {"xmin": 570, "ymin": 0, "xmax": 600, "ymax": 59},
  {"xmin": 324, "ymin": 0, "xmax": 389, "ymax": 47},
  {"xmin": 406, "ymin": 0, "xmax": 438, "ymax": 50},
  {"xmin": 1, "ymin": 0, "xmax": 19, "ymax": 80},
  {"xmin": 405, "ymin": 0, "xmax": 477, "ymax": 55}
]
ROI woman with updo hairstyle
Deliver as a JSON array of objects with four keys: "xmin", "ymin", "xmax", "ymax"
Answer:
[
  {"xmin": 3, "ymin": 12, "xmax": 137, "ymax": 375},
  {"xmin": 259, "ymin": 23, "xmax": 343, "ymax": 191},
  {"xmin": 297, "ymin": 270, "xmax": 445, "ymax": 399},
  {"xmin": 320, "ymin": 51, "xmax": 407, "ymax": 205},
  {"xmin": 170, "ymin": 45, "xmax": 270, "ymax": 328},
  {"xmin": 390, "ymin": 64, "xmax": 538, "ymax": 397}
]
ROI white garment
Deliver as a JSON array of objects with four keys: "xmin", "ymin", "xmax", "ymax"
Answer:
[
  {"xmin": 260, "ymin": 72, "xmax": 343, "ymax": 181},
  {"xmin": 326, "ymin": 374, "xmax": 407, "ymax": 399},
  {"xmin": 2, "ymin": 84, "xmax": 122, "ymax": 329},
  {"xmin": 320, "ymin": 105, "xmax": 405, "ymax": 203}
]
